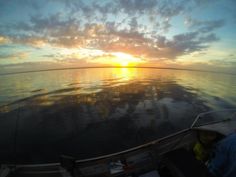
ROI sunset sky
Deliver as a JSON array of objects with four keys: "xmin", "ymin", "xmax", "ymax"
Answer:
[{"xmin": 0, "ymin": 0, "xmax": 236, "ymax": 73}]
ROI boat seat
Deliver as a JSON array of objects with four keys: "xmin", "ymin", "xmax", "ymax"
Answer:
[{"xmin": 163, "ymin": 148, "xmax": 209, "ymax": 177}]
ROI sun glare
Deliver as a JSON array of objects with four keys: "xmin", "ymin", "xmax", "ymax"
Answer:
[
  {"xmin": 112, "ymin": 52, "xmax": 143, "ymax": 67},
  {"xmin": 120, "ymin": 61, "xmax": 129, "ymax": 67},
  {"xmin": 81, "ymin": 49, "xmax": 145, "ymax": 67}
]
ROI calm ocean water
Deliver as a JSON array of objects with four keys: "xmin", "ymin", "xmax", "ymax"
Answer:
[{"xmin": 0, "ymin": 68, "xmax": 236, "ymax": 164}]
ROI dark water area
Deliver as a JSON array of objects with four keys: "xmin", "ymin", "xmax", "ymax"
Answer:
[{"xmin": 0, "ymin": 68, "xmax": 236, "ymax": 164}]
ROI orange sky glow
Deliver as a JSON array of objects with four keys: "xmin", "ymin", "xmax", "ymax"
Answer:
[{"xmin": 0, "ymin": 0, "xmax": 235, "ymax": 74}]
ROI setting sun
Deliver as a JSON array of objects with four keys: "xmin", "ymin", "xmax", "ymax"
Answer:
[
  {"xmin": 120, "ymin": 61, "xmax": 129, "ymax": 67},
  {"xmin": 111, "ymin": 52, "xmax": 144, "ymax": 67}
]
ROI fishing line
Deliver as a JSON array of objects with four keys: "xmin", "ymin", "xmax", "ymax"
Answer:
[{"xmin": 14, "ymin": 106, "xmax": 21, "ymax": 166}]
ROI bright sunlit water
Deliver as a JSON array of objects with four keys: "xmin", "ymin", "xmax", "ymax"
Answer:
[{"xmin": 0, "ymin": 68, "xmax": 236, "ymax": 164}]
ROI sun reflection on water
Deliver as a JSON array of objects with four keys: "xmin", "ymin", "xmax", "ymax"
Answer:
[{"xmin": 112, "ymin": 68, "xmax": 138, "ymax": 82}]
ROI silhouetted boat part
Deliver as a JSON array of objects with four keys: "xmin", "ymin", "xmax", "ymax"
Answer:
[{"xmin": 1, "ymin": 109, "xmax": 236, "ymax": 177}]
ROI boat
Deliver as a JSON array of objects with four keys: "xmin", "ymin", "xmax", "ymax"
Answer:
[{"xmin": 1, "ymin": 109, "xmax": 236, "ymax": 177}]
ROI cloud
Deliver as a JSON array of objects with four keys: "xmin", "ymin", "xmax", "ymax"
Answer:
[
  {"xmin": 0, "ymin": 0, "xmax": 226, "ymax": 63},
  {"xmin": 0, "ymin": 52, "xmax": 29, "ymax": 60},
  {"xmin": 116, "ymin": 0, "xmax": 188, "ymax": 20},
  {"xmin": 48, "ymin": 0, "xmax": 207, "ymax": 21},
  {"xmin": 0, "ymin": 35, "xmax": 10, "ymax": 44},
  {"xmin": 4, "ymin": 16, "xmax": 220, "ymax": 60},
  {"xmin": 185, "ymin": 17, "xmax": 226, "ymax": 33},
  {"xmin": 117, "ymin": 0, "xmax": 158, "ymax": 14},
  {"xmin": 12, "ymin": 36, "xmax": 47, "ymax": 47},
  {"xmin": 97, "ymin": 29, "xmax": 219, "ymax": 60},
  {"xmin": 0, "ymin": 34, "xmax": 48, "ymax": 48},
  {"xmin": 198, "ymin": 33, "xmax": 219, "ymax": 43},
  {"xmin": 29, "ymin": 13, "xmax": 78, "ymax": 34},
  {"xmin": 42, "ymin": 0, "xmax": 195, "ymax": 30}
]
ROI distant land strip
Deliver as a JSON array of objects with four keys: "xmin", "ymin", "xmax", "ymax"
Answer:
[{"xmin": 0, "ymin": 66, "xmax": 235, "ymax": 76}]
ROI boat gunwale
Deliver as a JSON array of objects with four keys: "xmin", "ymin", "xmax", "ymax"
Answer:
[
  {"xmin": 6, "ymin": 109, "xmax": 236, "ymax": 168},
  {"xmin": 10, "ymin": 128, "xmax": 191, "ymax": 168}
]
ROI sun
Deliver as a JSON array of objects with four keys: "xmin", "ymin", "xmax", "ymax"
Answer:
[
  {"xmin": 84, "ymin": 50, "xmax": 145, "ymax": 67},
  {"xmin": 120, "ymin": 61, "xmax": 129, "ymax": 67},
  {"xmin": 112, "ymin": 52, "xmax": 143, "ymax": 67}
]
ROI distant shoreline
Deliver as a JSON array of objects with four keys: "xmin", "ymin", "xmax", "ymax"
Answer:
[{"xmin": 0, "ymin": 66, "xmax": 235, "ymax": 76}]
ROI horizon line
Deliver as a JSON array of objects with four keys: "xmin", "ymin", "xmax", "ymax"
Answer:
[{"xmin": 0, "ymin": 66, "xmax": 235, "ymax": 76}]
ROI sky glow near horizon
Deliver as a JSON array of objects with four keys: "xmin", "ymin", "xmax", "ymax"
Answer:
[{"xmin": 0, "ymin": 0, "xmax": 236, "ymax": 73}]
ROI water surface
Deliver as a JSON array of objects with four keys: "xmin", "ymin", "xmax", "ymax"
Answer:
[{"xmin": 0, "ymin": 68, "xmax": 236, "ymax": 164}]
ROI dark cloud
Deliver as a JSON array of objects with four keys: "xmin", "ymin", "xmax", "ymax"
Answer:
[
  {"xmin": 198, "ymin": 20, "xmax": 225, "ymax": 33},
  {"xmin": 116, "ymin": 0, "xmax": 188, "ymax": 19},
  {"xmin": 173, "ymin": 32, "xmax": 198, "ymax": 42},
  {"xmin": 186, "ymin": 18, "xmax": 226, "ymax": 33},
  {"xmin": 117, "ymin": 0, "xmax": 158, "ymax": 14},
  {"xmin": 129, "ymin": 17, "xmax": 139, "ymax": 31},
  {"xmin": 92, "ymin": 1, "xmax": 119, "ymax": 17},
  {"xmin": 198, "ymin": 33, "xmax": 219, "ymax": 43},
  {"xmin": 160, "ymin": 20, "xmax": 172, "ymax": 32},
  {"xmin": 29, "ymin": 13, "xmax": 80, "ymax": 36}
]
